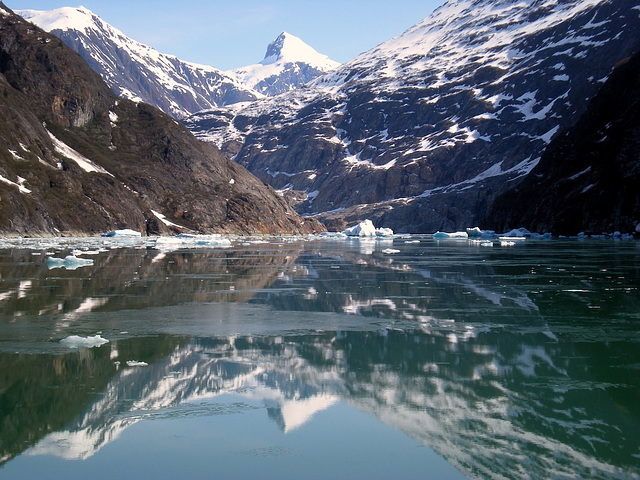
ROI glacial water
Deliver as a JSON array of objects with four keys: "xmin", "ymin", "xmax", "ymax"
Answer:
[{"xmin": 0, "ymin": 235, "xmax": 638, "ymax": 479}]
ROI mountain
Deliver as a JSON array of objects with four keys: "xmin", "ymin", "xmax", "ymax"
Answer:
[
  {"xmin": 18, "ymin": 6, "xmax": 261, "ymax": 119},
  {"xmin": 230, "ymin": 32, "xmax": 340, "ymax": 96},
  {"xmin": 186, "ymin": 0, "xmax": 640, "ymax": 233},
  {"xmin": 486, "ymin": 49, "xmax": 640, "ymax": 236},
  {"xmin": 0, "ymin": 3, "xmax": 324, "ymax": 236}
]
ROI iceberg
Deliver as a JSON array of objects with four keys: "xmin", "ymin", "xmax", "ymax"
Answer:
[
  {"xmin": 500, "ymin": 228, "xmax": 531, "ymax": 238},
  {"xmin": 60, "ymin": 334, "xmax": 109, "ymax": 348},
  {"xmin": 47, "ymin": 255, "xmax": 94, "ymax": 270},
  {"xmin": 342, "ymin": 219, "xmax": 394, "ymax": 237},
  {"xmin": 101, "ymin": 229, "xmax": 142, "ymax": 237},
  {"xmin": 433, "ymin": 231, "xmax": 468, "ymax": 239},
  {"xmin": 466, "ymin": 227, "xmax": 483, "ymax": 238}
]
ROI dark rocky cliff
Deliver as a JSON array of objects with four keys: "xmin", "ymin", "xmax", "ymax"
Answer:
[
  {"xmin": 486, "ymin": 51, "xmax": 640, "ymax": 236},
  {"xmin": 0, "ymin": 4, "xmax": 323, "ymax": 236}
]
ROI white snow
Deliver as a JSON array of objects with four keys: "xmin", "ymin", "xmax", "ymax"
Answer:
[
  {"xmin": 19, "ymin": 7, "xmax": 97, "ymax": 33},
  {"xmin": 47, "ymin": 130, "xmax": 114, "ymax": 176},
  {"xmin": 569, "ymin": 166, "xmax": 592, "ymax": 180},
  {"xmin": 0, "ymin": 173, "xmax": 31, "ymax": 194},
  {"xmin": 151, "ymin": 210, "xmax": 189, "ymax": 231},
  {"xmin": 60, "ymin": 334, "xmax": 109, "ymax": 348}
]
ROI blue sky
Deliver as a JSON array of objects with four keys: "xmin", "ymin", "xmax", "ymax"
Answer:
[{"xmin": 6, "ymin": 0, "xmax": 445, "ymax": 70}]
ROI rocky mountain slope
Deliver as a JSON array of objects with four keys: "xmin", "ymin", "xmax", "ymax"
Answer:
[
  {"xmin": 18, "ymin": 6, "xmax": 261, "ymax": 119},
  {"xmin": 0, "ymin": 3, "xmax": 323, "ymax": 236},
  {"xmin": 187, "ymin": 0, "xmax": 640, "ymax": 233},
  {"xmin": 486, "ymin": 49, "xmax": 640, "ymax": 236},
  {"xmin": 230, "ymin": 32, "xmax": 340, "ymax": 96}
]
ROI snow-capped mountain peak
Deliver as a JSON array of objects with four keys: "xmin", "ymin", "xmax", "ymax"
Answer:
[
  {"xmin": 19, "ymin": 6, "xmax": 95, "ymax": 33},
  {"xmin": 262, "ymin": 31, "xmax": 339, "ymax": 70},
  {"xmin": 230, "ymin": 32, "xmax": 340, "ymax": 96}
]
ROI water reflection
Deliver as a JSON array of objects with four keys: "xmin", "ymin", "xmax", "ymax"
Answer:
[
  {"xmin": 1, "ymin": 328, "xmax": 638, "ymax": 479},
  {"xmin": 0, "ymin": 238, "xmax": 639, "ymax": 478}
]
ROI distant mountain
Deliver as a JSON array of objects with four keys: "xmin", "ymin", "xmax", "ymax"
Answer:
[
  {"xmin": 230, "ymin": 32, "xmax": 340, "ymax": 96},
  {"xmin": 18, "ymin": 6, "xmax": 261, "ymax": 119},
  {"xmin": 0, "ymin": 3, "xmax": 323, "ymax": 235},
  {"xmin": 486, "ymin": 49, "xmax": 640, "ymax": 236},
  {"xmin": 187, "ymin": 0, "xmax": 640, "ymax": 233}
]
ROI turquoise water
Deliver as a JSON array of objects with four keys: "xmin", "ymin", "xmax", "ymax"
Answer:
[{"xmin": 0, "ymin": 236, "xmax": 638, "ymax": 479}]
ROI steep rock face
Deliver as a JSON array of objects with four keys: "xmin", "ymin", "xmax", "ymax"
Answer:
[
  {"xmin": 187, "ymin": 0, "xmax": 640, "ymax": 233},
  {"xmin": 230, "ymin": 32, "xmax": 340, "ymax": 96},
  {"xmin": 18, "ymin": 7, "xmax": 260, "ymax": 119},
  {"xmin": 486, "ymin": 50, "xmax": 640, "ymax": 236},
  {"xmin": 0, "ymin": 4, "xmax": 324, "ymax": 236}
]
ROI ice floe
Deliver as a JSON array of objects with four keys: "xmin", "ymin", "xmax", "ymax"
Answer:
[
  {"xmin": 433, "ymin": 231, "xmax": 469, "ymax": 239},
  {"xmin": 153, "ymin": 233, "xmax": 232, "ymax": 250},
  {"xmin": 60, "ymin": 334, "xmax": 109, "ymax": 348}
]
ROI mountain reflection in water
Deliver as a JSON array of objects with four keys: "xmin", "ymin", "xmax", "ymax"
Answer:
[
  {"xmin": 0, "ymin": 237, "xmax": 639, "ymax": 479},
  {"xmin": 1, "ymin": 329, "xmax": 638, "ymax": 479}
]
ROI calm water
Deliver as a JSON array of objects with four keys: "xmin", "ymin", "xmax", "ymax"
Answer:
[{"xmin": 0, "ymin": 235, "xmax": 638, "ymax": 479}]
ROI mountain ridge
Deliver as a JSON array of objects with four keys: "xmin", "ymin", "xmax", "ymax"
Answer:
[
  {"xmin": 18, "ymin": 6, "xmax": 262, "ymax": 119},
  {"xmin": 18, "ymin": 8, "xmax": 341, "ymax": 117},
  {"xmin": 187, "ymin": 0, "xmax": 640, "ymax": 233}
]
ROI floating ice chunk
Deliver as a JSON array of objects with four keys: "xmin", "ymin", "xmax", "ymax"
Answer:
[
  {"xmin": 343, "ymin": 219, "xmax": 377, "ymax": 237},
  {"xmin": 60, "ymin": 334, "xmax": 109, "ymax": 348},
  {"xmin": 466, "ymin": 227, "xmax": 483, "ymax": 238},
  {"xmin": 342, "ymin": 219, "xmax": 394, "ymax": 237},
  {"xmin": 500, "ymin": 228, "xmax": 531, "ymax": 238},
  {"xmin": 101, "ymin": 229, "xmax": 142, "ymax": 237},
  {"xmin": 382, "ymin": 248, "xmax": 400, "ymax": 254},
  {"xmin": 433, "ymin": 231, "xmax": 468, "ymax": 239},
  {"xmin": 318, "ymin": 232, "xmax": 349, "ymax": 240},
  {"xmin": 375, "ymin": 227, "xmax": 394, "ymax": 237},
  {"xmin": 47, "ymin": 255, "xmax": 94, "ymax": 270},
  {"xmin": 500, "ymin": 240, "xmax": 516, "ymax": 247},
  {"xmin": 153, "ymin": 234, "xmax": 232, "ymax": 250},
  {"xmin": 126, "ymin": 360, "xmax": 148, "ymax": 367}
]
